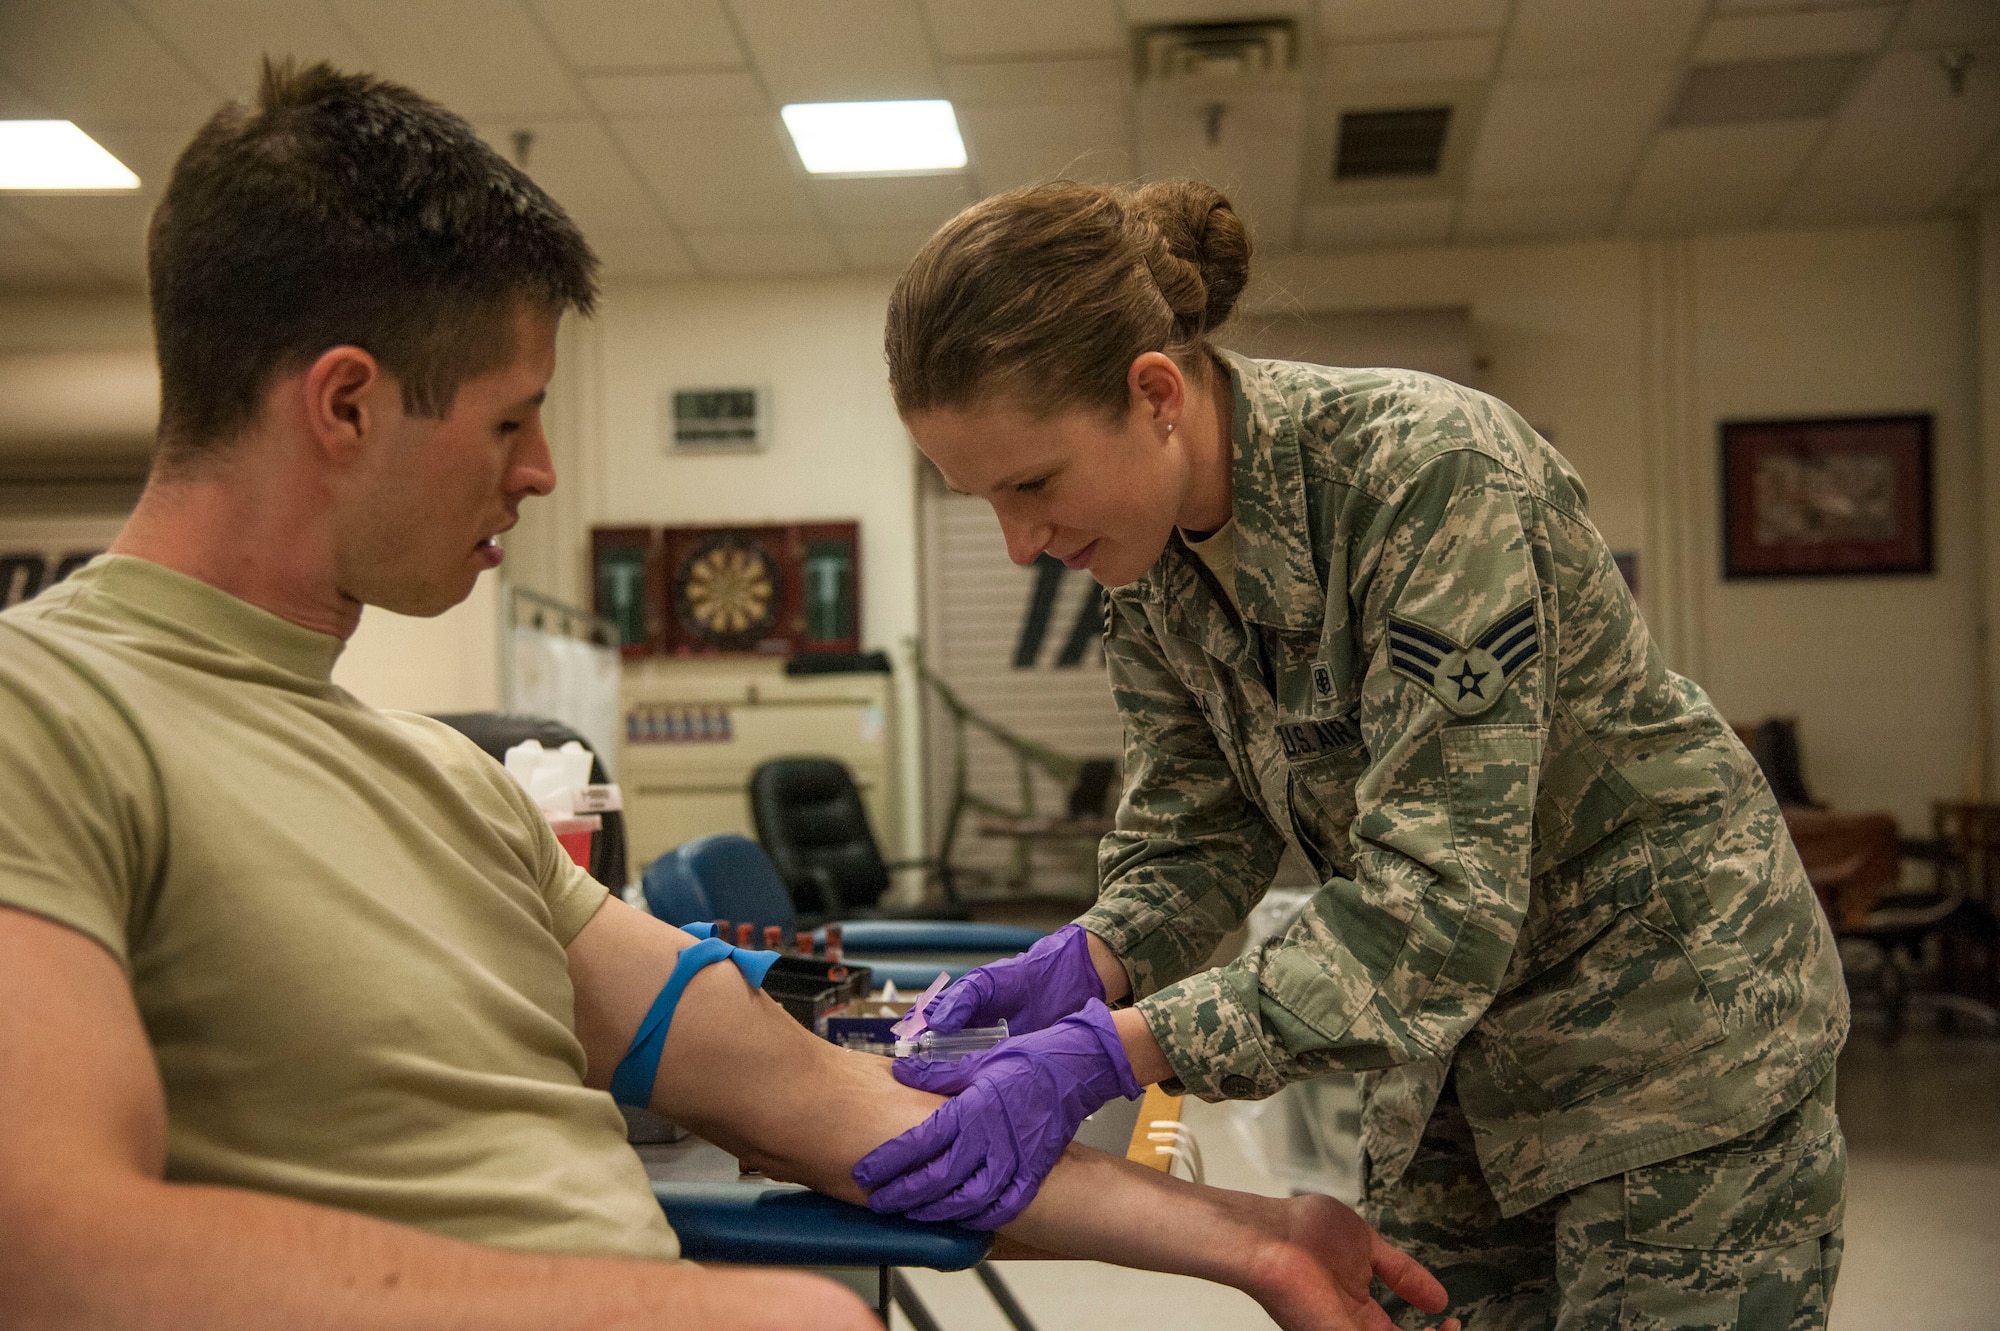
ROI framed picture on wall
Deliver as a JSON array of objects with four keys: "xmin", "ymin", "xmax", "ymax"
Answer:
[
  {"xmin": 590, "ymin": 527, "xmax": 661, "ymax": 656},
  {"xmin": 1720, "ymin": 415, "xmax": 1932, "ymax": 579}
]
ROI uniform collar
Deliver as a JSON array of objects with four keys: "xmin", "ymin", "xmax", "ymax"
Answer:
[{"xmin": 1216, "ymin": 350, "xmax": 1324, "ymax": 633}]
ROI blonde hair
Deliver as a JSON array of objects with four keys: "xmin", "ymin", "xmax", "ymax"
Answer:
[{"xmin": 884, "ymin": 179, "xmax": 1250, "ymax": 419}]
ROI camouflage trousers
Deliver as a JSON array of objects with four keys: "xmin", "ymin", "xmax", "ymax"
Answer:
[{"xmin": 1366, "ymin": 1071, "xmax": 1844, "ymax": 1330}]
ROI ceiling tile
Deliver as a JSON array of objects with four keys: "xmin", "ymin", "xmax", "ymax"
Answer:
[
  {"xmin": 2, "ymin": 193, "xmax": 157, "ymax": 247},
  {"xmin": 1297, "ymin": 196, "xmax": 1455, "ymax": 248},
  {"xmin": 1468, "ymin": 68, "xmax": 1681, "ymax": 194},
  {"xmin": 0, "ymin": 245, "xmax": 106, "ymax": 289},
  {"xmin": 474, "ymin": 120, "xmax": 664, "ymax": 234},
  {"xmin": 0, "ymin": 0, "xmax": 219, "ymax": 123},
  {"xmin": 1322, "ymin": 35, "xmax": 1499, "ymax": 85},
  {"xmin": 1455, "ymin": 190, "xmax": 1619, "ymax": 241},
  {"xmin": 919, "ymin": 0, "xmax": 1121, "ymax": 60},
  {"xmin": 943, "ymin": 57, "xmax": 1129, "ymax": 105},
  {"xmin": 587, "ymin": 228, "xmax": 700, "ymax": 281},
  {"xmin": 583, "ymin": 70, "xmax": 766, "ymax": 117},
  {"xmin": 1124, "ymin": 0, "xmax": 1309, "ymax": 22},
  {"xmin": 526, "ymin": 0, "xmax": 744, "ymax": 71},
  {"xmin": 1618, "ymin": 120, "xmax": 1826, "ymax": 233},
  {"xmin": 807, "ymin": 175, "xmax": 973, "ymax": 229},
  {"xmin": 683, "ymin": 227, "xmax": 843, "ymax": 277},
  {"xmin": 1135, "ymin": 83, "xmax": 1305, "ymax": 247},
  {"xmin": 1892, "ymin": 0, "xmax": 2000, "ymax": 49},
  {"xmin": 0, "ymin": 71, "xmax": 55, "ymax": 117},
  {"xmin": 73, "ymin": 242, "xmax": 149, "ymax": 287},
  {"xmin": 1715, "ymin": 0, "xmax": 1900, "ymax": 11},
  {"xmin": 1501, "ymin": 0, "xmax": 1708, "ymax": 78},
  {"xmin": 1693, "ymin": 7, "xmax": 1899, "ymax": 63},
  {"xmin": 1315, "ymin": 0, "xmax": 1508, "ymax": 41},
  {"xmin": 1781, "ymin": 42, "xmax": 2000, "ymax": 222},
  {"xmin": 125, "ymin": 0, "xmax": 374, "ymax": 99},
  {"xmin": 728, "ymin": 0, "xmax": 941, "ymax": 103},
  {"xmin": 610, "ymin": 113, "xmax": 817, "ymax": 230},
  {"xmin": 1958, "ymin": 133, "xmax": 2000, "ymax": 194},
  {"xmin": 835, "ymin": 225, "xmax": 936, "ymax": 271},
  {"xmin": 326, "ymin": 0, "xmax": 589, "ymax": 119},
  {"xmin": 958, "ymin": 98, "xmax": 1132, "ymax": 192}
]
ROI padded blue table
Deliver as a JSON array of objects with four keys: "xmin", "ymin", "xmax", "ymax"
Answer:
[{"xmin": 638, "ymin": 1133, "xmax": 992, "ymax": 1324}]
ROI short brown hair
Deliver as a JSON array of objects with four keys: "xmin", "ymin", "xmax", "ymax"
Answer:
[
  {"xmin": 884, "ymin": 179, "xmax": 1249, "ymax": 420},
  {"xmin": 147, "ymin": 60, "xmax": 597, "ymax": 463}
]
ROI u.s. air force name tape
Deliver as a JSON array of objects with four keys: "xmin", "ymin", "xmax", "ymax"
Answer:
[{"xmin": 1386, "ymin": 601, "xmax": 1540, "ymax": 717}]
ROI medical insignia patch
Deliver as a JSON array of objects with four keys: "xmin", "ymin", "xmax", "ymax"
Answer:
[
  {"xmin": 1386, "ymin": 602, "xmax": 1540, "ymax": 716},
  {"xmin": 1311, "ymin": 662, "xmax": 1335, "ymax": 698}
]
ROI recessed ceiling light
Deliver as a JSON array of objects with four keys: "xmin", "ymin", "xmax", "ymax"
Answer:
[
  {"xmin": 780, "ymin": 101, "xmax": 967, "ymax": 176},
  {"xmin": 0, "ymin": 121, "xmax": 141, "ymax": 191}
]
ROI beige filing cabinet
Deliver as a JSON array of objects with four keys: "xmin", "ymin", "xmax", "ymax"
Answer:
[{"xmin": 620, "ymin": 658, "xmax": 896, "ymax": 874}]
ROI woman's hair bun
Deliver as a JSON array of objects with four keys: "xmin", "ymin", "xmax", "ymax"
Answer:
[{"xmin": 1131, "ymin": 179, "xmax": 1251, "ymax": 338}]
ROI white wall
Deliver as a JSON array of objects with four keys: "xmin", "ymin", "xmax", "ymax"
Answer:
[
  {"xmin": 1257, "ymin": 218, "xmax": 1982, "ymax": 827},
  {"xmin": 5, "ymin": 214, "xmax": 1989, "ymax": 835}
]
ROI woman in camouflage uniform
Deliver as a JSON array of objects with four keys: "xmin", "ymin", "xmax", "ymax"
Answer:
[{"xmin": 851, "ymin": 180, "xmax": 1850, "ymax": 1330}]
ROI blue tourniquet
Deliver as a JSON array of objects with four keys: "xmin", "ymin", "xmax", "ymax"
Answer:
[
  {"xmin": 680, "ymin": 921, "xmax": 717, "ymax": 940},
  {"xmin": 610, "ymin": 938, "xmax": 780, "ymax": 1106}
]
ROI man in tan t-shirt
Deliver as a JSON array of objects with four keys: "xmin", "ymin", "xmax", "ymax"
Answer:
[{"xmin": 0, "ymin": 62, "xmax": 1456, "ymax": 1331}]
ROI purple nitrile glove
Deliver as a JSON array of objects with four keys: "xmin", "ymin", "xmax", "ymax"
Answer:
[
  {"xmin": 919, "ymin": 922, "xmax": 1107, "ymax": 1039},
  {"xmin": 851, "ymin": 998, "xmax": 1142, "ymax": 1230}
]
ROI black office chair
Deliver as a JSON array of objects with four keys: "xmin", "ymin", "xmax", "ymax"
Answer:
[
  {"xmin": 749, "ymin": 756, "xmax": 970, "ymax": 926},
  {"xmin": 1844, "ymin": 836, "xmax": 1999, "ymax": 1041},
  {"xmin": 431, "ymin": 712, "xmax": 625, "ymax": 892}
]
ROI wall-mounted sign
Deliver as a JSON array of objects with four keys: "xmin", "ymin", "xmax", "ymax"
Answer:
[{"xmin": 666, "ymin": 386, "xmax": 767, "ymax": 452}]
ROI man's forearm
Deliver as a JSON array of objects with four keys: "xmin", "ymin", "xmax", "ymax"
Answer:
[
  {"xmin": 6, "ymin": 1166, "xmax": 864, "ymax": 1331},
  {"xmin": 647, "ymin": 963, "xmax": 1336, "ymax": 1317}
]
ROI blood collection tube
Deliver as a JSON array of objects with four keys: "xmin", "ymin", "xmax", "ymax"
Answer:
[
  {"xmin": 763, "ymin": 925, "xmax": 783, "ymax": 952},
  {"xmin": 735, "ymin": 922, "xmax": 755, "ymax": 948},
  {"xmin": 713, "ymin": 919, "xmax": 730, "ymax": 941},
  {"xmin": 824, "ymin": 924, "xmax": 843, "ymax": 965},
  {"xmin": 795, "ymin": 930, "xmax": 814, "ymax": 957}
]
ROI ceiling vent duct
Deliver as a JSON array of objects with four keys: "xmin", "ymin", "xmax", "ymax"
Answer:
[
  {"xmin": 1135, "ymin": 19, "xmax": 1298, "ymax": 84},
  {"xmin": 1334, "ymin": 106, "xmax": 1453, "ymax": 180}
]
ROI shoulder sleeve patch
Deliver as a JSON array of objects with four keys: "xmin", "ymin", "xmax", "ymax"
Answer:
[{"xmin": 1386, "ymin": 601, "xmax": 1539, "ymax": 716}]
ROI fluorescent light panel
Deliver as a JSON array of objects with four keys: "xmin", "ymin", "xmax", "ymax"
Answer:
[
  {"xmin": 781, "ymin": 101, "xmax": 966, "ymax": 175},
  {"xmin": 0, "ymin": 121, "xmax": 140, "ymax": 190}
]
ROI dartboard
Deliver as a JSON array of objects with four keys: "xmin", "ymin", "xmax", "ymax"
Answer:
[{"xmin": 672, "ymin": 533, "xmax": 782, "ymax": 649}]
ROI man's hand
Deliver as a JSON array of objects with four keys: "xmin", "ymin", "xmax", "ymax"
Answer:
[
  {"xmin": 916, "ymin": 922, "xmax": 1107, "ymax": 1037},
  {"xmin": 1245, "ymin": 1193, "xmax": 1458, "ymax": 1331}
]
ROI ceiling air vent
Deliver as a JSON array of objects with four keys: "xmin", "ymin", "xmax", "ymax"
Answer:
[
  {"xmin": 1135, "ymin": 19, "xmax": 1298, "ymax": 84},
  {"xmin": 1668, "ymin": 55, "xmax": 1865, "ymax": 127},
  {"xmin": 1334, "ymin": 106, "xmax": 1452, "ymax": 180}
]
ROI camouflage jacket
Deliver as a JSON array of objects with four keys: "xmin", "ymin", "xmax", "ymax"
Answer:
[{"xmin": 1076, "ymin": 353, "xmax": 1848, "ymax": 1215}]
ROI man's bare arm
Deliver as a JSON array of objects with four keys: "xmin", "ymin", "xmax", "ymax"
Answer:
[
  {"xmin": 0, "ymin": 905, "xmax": 873, "ymax": 1331},
  {"xmin": 569, "ymin": 899, "xmax": 1451, "ymax": 1331}
]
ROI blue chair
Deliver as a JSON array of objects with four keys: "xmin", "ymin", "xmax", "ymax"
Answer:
[{"xmin": 643, "ymin": 834, "xmax": 1045, "ymax": 991}]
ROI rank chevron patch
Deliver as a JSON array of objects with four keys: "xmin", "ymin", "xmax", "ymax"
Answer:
[{"xmin": 1386, "ymin": 601, "xmax": 1540, "ymax": 717}]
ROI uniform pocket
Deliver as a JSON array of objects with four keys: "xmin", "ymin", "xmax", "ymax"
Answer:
[
  {"xmin": 1624, "ymin": 1107, "xmax": 1845, "ymax": 1251},
  {"xmin": 1469, "ymin": 895, "xmax": 1725, "ymax": 1110}
]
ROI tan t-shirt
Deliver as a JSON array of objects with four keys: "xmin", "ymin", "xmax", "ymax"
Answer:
[
  {"xmin": 0, "ymin": 556, "xmax": 675, "ymax": 1260},
  {"xmin": 1182, "ymin": 518, "xmax": 1241, "ymax": 614}
]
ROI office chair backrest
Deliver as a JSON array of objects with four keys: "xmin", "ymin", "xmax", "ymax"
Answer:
[
  {"xmin": 642, "ymin": 834, "xmax": 797, "ymax": 934},
  {"xmin": 1749, "ymin": 717, "xmax": 1819, "ymax": 809},
  {"xmin": 431, "ymin": 712, "xmax": 626, "ymax": 890},
  {"xmin": 749, "ymin": 757, "xmax": 888, "ymax": 918}
]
